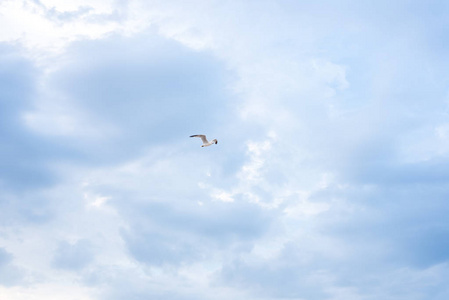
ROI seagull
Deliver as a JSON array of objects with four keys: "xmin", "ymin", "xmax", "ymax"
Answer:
[{"xmin": 190, "ymin": 134, "xmax": 218, "ymax": 147}]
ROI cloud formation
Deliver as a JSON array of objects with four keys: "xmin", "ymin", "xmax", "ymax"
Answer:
[{"xmin": 1, "ymin": 1, "xmax": 449, "ymax": 299}]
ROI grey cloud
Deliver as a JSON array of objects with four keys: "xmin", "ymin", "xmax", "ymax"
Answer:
[
  {"xmin": 52, "ymin": 239, "xmax": 95, "ymax": 271},
  {"xmin": 218, "ymin": 258, "xmax": 328, "ymax": 300},
  {"xmin": 122, "ymin": 230, "xmax": 199, "ymax": 266},
  {"xmin": 313, "ymin": 181, "xmax": 449, "ymax": 266},
  {"xmin": 349, "ymin": 159, "xmax": 449, "ymax": 186},
  {"xmin": 211, "ymin": 168, "xmax": 449, "ymax": 298},
  {"xmin": 401, "ymin": 227, "xmax": 449, "ymax": 268},
  {"xmin": 0, "ymin": 190, "xmax": 55, "ymax": 227},
  {"xmin": 0, "ymin": 248, "xmax": 23, "ymax": 286},
  {"xmin": 43, "ymin": 33, "xmax": 233, "ymax": 164},
  {"xmin": 98, "ymin": 273, "xmax": 210, "ymax": 300},
  {"xmin": 120, "ymin": 200, "xmax": 274, "ymax": 266},
  {"xmin": 0, "ymin": 44, "xmax": 56, "ymax": 191},
  {"xmin": 0, "ymin": 248, "xmax": 12, "ymax": 267},
  {"xmin": 217, "ymin": 230, "xmax": 449, "ymax": 300},
  {"xmin": 0, "ymin": 44, "xmax": 74, "ymax": 226}
]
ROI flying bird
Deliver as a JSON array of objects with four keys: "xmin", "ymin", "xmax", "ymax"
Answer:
[{"xmin": 190, "ymin": 134, "xmax": 218, "ymax": 147}]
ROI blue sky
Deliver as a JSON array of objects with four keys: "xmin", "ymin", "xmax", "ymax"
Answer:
[{"xmin": 1, "ymin": 0, "xmax": 449, "ymax": 299}]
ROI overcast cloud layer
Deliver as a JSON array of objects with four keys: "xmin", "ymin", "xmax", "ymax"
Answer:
[{"xmin": 1, "ymin": 1, "xmax": 449, "ymax": 299}]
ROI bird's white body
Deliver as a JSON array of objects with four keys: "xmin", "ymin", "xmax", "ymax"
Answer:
[{"xmin": 190, "ymin": 135, "xmax": 218, "ymax": 147}]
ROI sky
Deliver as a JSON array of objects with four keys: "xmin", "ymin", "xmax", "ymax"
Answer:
[{"xmin": 1, "ymin": 0, "xmax": 449, "ymax": 299}]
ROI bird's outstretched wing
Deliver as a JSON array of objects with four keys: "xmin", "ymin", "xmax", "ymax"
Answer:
[{"xmin": 190, "ymin": 134, "xmax": 208, "ymax": 144}]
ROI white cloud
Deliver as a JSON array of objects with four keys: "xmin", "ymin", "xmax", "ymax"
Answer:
[
  {"xmin": 0, "ymin": 0, "xmax": 150, "ymax": 57},
  {"xmin": 0, "ymin": 284, "xmax": 96, "ymax": 300},
  {"xmin": 238, "ymin": 138, "xmax": 273, "ymax": 184}
]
